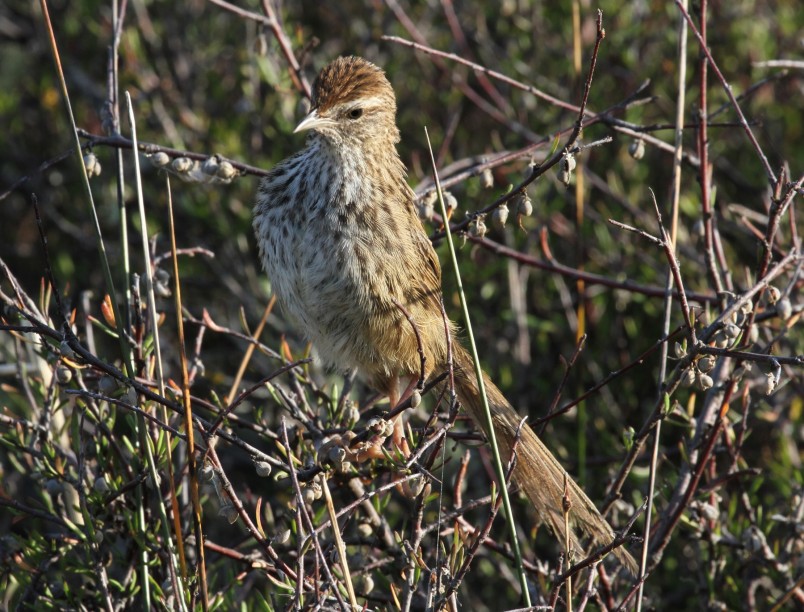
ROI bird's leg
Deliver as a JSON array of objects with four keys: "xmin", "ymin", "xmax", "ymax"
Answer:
[
  {"xmin": 390, "ymin": 375, "xmax": 430, "ymax": 497},
  {"xmin": 322, "ymin": 376, "xmax": 417, "ymax": 467},
  {"xmin": 389, "ymin": 374, "xmax": 419, "ymax": 458}
]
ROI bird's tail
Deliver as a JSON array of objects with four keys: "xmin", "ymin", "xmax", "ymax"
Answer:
[{"xmin": 451, "ymin": 343, "xmax": 638, "ymax": 575}]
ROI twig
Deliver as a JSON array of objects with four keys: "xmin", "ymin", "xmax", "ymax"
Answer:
[
  {"xmin": 533, "ymin": 325, "xmax": 687, "ymax": 426},
  {"xmin": 384, "ymin": 0, "xmax": 540, "ymax": 141},
  {"xmin": 674, "ymin": 0, "xmax": 777, "ymax": 185},
  {"xmin": 391, "ymin": 297, "xmax": 427, "ymax": 391},
  {"xmin": 207, "ymin": 0, "xmax": 275, "ymax": 27},
  {"xmin": 601, "ymin": 244, "xmax": 800, "ymax": 533},
  {"xmin": 539, "ymin": 334, "xmax": 587, "ymax": 435},
  {"xmin": 697, "ymin": 346, "xmax": 802, "ymax": 367},
  {"xmin": 648, "ymin": 383, "xmax": 735, "ymax": 560},
  {"xmin": 225, "ymin": 299, "xmax": 277, "ymax": 405},
  {"xmin": 440, "ymin": 423, "xmax": 525, "ymax": 605},
  {"xmin": 64, "ymin": 389, "xmax": 187, "ymax": 440},
  {"xmin": 76, "ymin": 129, "xmax": 271, "ymax": 177},
  {"xmin": 752, "ymin": 59, "xmax": 804, "ymax": 69},
  {"xmin": 259, "ymin": 0, "xmax": 312, "ymax": 98},
  {"xmin": 695, "ymin": 2, "xmax": 727, "ymax": 297},
  {"xmin": 207, "ymin": 358, "xmax": 312, "ymax": 438},
  {"xmin": 648, "ymin": 189, "xmax": 698, "ymax": 345},
  {"xmin": 204, "ymin": 445, "xmax": 298, "ymax": 580},
  {"xmin": 473, "ymin": 234, "xmax": 718, "ymax": 303},
  {"xmin": 383, "ymin": 35, "xmax": 584, "ymax": 114},
  {"xmin": 0, "ymin": 497, "xmax": 72, "ymax": 529},
  {"xmin": 757, "ymin": 175, "xmax": 804, "ymax": 281},
  {"xmin": 275, "ymin": 425, "xmax": 348, "ymax": 609}
]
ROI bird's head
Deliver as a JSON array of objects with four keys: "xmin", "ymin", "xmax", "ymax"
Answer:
[{"xmin": 294, "ymin": 56, "xmax": 400, "ymax": 145}]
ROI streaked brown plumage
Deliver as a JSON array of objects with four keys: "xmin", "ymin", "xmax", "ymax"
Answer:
[{"xmin": 253, "ymin": 56, "xmax": 636, "ymax": 574}]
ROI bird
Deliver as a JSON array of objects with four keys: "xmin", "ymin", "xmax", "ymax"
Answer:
[{"xmin": 253, "ymin": 55, "xmax": 636, "ymax": 574}]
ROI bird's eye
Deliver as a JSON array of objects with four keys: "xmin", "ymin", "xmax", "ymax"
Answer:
[{"xmin": 348, "ymin": 108, "xmax": 363, "ymax": 120}]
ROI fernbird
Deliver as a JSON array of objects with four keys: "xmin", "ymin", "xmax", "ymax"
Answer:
[{"xmin": 253, "ymin": 55, "xmax": 636, "ymax": 573}]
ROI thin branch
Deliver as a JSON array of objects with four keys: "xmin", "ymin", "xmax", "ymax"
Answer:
[
  {"xmin": 674, "ymin": 0, "xmax": 777, "ymax": 185},
  {"xmin": 474, "ymin": 234, "xmax": 717, "ymax": 304}
]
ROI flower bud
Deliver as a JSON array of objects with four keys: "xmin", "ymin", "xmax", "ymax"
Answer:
[
  {"xmin": 492, "ymin": 203, "xmax": 509, "ymax": 229},
  {"xmin": 45, "ymin": 479, "xmax": 63, "ymax": 495},
  {"xmin": 202, "ymin": 156, "xmax": 219, "ymax": 175},
  {"xmin": 83, "ymin": 153, "xmax": 102, "ymax": 178},
  {"xmin": 357, "ymin": 521, "xmax": 373, "ymax": 538},
  {"xmin": 56, "ymin": 365, "xmax": 73, "ymax": 384},
  {"xmin": 628, "ymin": 139, "xmax": 645, "ymax": 160},
  {"xmin": 94, "ymin": 476, "xmax": 110, "ymax": 494},
  {"xmin": 443, "ymin": 191, "xmax": 458, "ymax": 214},
  {"xmin": 255, "ymin": 461, "xmax": 272, "ymax": 477},
  {"xmin": 516, "ymin": 192, "xmax": 533, "ymax": 217},
  {"xmin": 697, "ymin": 356, "xmax": 715, "ymax": 373},
  {"xmin": 327, "ymin": 445, "xmax": 347, "ymax": 466},
  {"xmin": 766, "ymin": 285, "xmax": 781, "ymax": 304},
  {"xmin": 147, "ymin": 471, "xmax": 162, "ymax": 490},
  {"xmin": 742, "ymin": 525, "xmax": 766, "ymax": 554},
  {"xmin": 150, "ymin": 152, "xmax": 171, "ymax": 168},
  {"xmin": 216, "ymin": 161, "xmax": 236, "ymax": 181},
  {"xmin": 275, "ymin": 528, "xmax": 291, "ymax": 545},
  {"xmin": 200, "ymin": 463, "xmax": 215, "ymax": 482},
  {"xmin": 622, "ymin": 426, "xmax": 635, "ymax": 451},
  {"xmin": 480, "ymin": 167, "xmax": 494, "ymax": 189},
  {"xmin": 468, "ymin": 217, "xmax": 487, "ymax": 238},
  {"xmin": 418, "ymin": 192, "xmax": 436, "ymax": 221},
  {"xmin": 776, "ymin": 297, "xmax": 792, "ymax": 321},
  {"xmin": 366, "ymin": 417, "xmax": 393, "ymax": 439},
  {"xmin": 723, "ymin": 323, "xmax": 741, "ymax": 339},
  {"xmin": 696, "ymin": 372, "xmax": 714, "ymax": 391},
  {"xmin": 406, "ymin": 474, "xmax": 426, "ymax": 497},
  {"xmin": 756, "ymin": 371, "xmax": 777, "ymax": 395},
  {"xmin": 172, "ymin": 157, "xmax": 194, "ymax": 173},
  {"xmin": 301, "ymin": 486, "xmax": 317, "ymax": 505},
  {"xmin": 418, "ymin": 202, "xmax": 434, "ymax": 221},
  {"xmin": 692, "ymin": 500, "xmax": 719, "ymax": 521},
  {"xmin": 356, "ymin": 574, "xmax": 375, "ymax": 594},
  {"xmin": 150, "ymin": 268, "xmax": 170, "ymax": 298}
]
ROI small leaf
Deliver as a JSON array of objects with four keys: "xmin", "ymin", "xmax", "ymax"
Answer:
[{"xmin": 101, "ymin": 294, "xmax": 115, "ymax": 327}]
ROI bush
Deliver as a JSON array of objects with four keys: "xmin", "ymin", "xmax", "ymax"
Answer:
[{"xmin": 1, "ymin": 1, "xmax": 801, "ymax": 609}]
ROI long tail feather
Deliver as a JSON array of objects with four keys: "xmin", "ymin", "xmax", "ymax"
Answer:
[{"xmin": 452, "ymin": 344, "xmax": 638, "ymax": 575}]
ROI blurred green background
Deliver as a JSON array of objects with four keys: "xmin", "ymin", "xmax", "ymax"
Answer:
[{"xmin": 0, "ymin": 0, "xmax": 801, "ymax": 609}]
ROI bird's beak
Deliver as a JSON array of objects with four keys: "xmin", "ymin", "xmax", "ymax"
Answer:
[{"xmin": 294, "ymin": 109, "xmax": 334, "ymax": 133}]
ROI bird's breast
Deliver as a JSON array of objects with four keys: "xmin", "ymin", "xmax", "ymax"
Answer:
[{"xmin": 254, "ymin": 156, "xmax": 405, "ymax": 372}]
